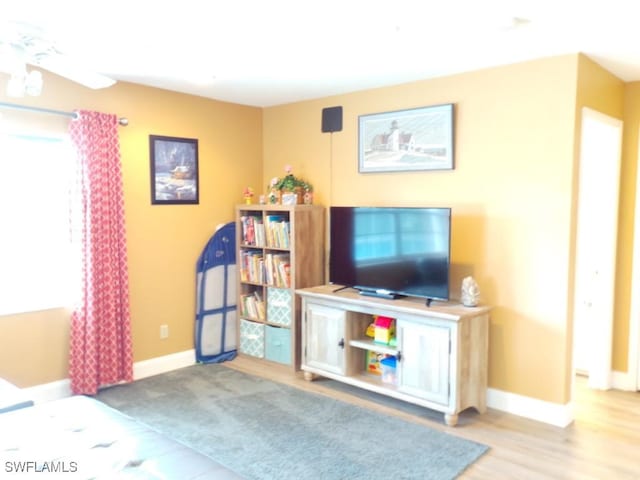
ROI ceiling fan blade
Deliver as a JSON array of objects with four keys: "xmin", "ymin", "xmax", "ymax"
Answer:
[{"xmin": 35, "ymin": 53, "xmax": 116, "ymax": 89}]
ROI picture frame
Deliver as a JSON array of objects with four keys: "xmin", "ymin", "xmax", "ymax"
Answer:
[
  {"xmin": 149, "ymin": 135, "xmax": 199, "ymax": 205},
  {"xmin": 358, "ymin": 103, "xmax": 454, "ymax": 173}
]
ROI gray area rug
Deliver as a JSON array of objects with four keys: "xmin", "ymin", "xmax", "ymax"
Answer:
[{"xmin": 96, "ymin": 364, "xmax": 488, "ymax": 480}]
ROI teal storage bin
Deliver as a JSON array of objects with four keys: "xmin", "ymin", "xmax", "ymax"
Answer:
[
  {"xmin": 240, "ymin": 319, "xmax": 265, "ymax": 358},
  {"xmin": 265, "ymin": 325, "xmax": 291, "ymax": 365},
  {"xmin": 267, "ymin": 287, "xmax": 292, "ymax": 326}
]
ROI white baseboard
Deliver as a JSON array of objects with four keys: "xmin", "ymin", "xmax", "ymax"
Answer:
[
  {"xmin": 23, "ymin": 379, "xmax": 72, "ymax": 404},
  {"xmin": 487, "ymin": 369, "xmax": 639, "ymax": 426},
  {"xmin": 487, "ymin": 388, "xmax": 574, "ymax": 428},
  {"xmin": 612, "ymin": 370, "xmax": 637, "ymax": 391},
  {"xmin": 23, "ymin": 349, "xmax": 197, "ymax": 404},
  {"xmin": 133, "ymin": 349, "xmax": 196, "ymax": 380}
]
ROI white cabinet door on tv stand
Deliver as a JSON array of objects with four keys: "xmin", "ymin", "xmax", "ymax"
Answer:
[
  {"xmin": 396, "ymin": 320, "xmax": 450, "ymax": 406},
  {"xmin": 297, "ymin": 285, "xmax": 490, "ymax": 426},
  {"xmin": 302, "ymin": 303, "xmax": 346, "ymax": 376}
]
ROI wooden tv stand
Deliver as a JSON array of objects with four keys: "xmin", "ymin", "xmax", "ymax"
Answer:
[{"xmin": 296, "ymin": 285, "xmax": 490, "ymax": 426}]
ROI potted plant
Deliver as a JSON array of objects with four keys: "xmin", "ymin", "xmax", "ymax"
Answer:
[{"xmin": 269, "ymin": 165, "xmax": 312, "ymax": 204}]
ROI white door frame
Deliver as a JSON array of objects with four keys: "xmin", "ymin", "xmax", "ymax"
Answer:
[
  {"xmin": 629, "ymin": 131, "xmax": 640, "ymax": 391},
  {"xmin": 573, "ymin": 107, "xmax": 622, "ymax": 389}
]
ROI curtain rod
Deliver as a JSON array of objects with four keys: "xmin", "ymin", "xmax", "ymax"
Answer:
[{"xmin": 0, "ymin": 101, "xmax": 129, "ymax": 126}]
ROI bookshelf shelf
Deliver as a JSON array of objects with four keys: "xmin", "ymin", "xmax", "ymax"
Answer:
[{"xmin": 236, "ymin": 204, "xmax": 324, "ymax": 369}]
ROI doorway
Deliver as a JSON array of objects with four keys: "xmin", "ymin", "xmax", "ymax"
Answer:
[
  {"xmin": 572, "ymin": 107, "xmax": 623, "ymax": 389},
  {"xmin": 630, "ymin": 126, "xmax": 640, "ymax": 391}
]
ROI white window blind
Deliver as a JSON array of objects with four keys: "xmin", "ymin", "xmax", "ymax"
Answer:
[{"xmin": 0, "ymin": 133, "xmax": 77, "ymax": 316}]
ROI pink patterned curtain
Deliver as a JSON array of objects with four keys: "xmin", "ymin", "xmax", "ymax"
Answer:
[{"xmin": 68, "ymin": 110, "xmax": 133, "ymax": 395}]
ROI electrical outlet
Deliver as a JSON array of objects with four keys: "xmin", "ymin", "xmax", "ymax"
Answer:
[{"xmin": 160, "ymin": 324, "xmax": 169, "ymax": 339}]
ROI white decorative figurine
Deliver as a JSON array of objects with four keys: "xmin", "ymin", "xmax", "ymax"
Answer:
[{"xmin": 461, "ymin": 276, "xmax": 480, "ymax": 307}]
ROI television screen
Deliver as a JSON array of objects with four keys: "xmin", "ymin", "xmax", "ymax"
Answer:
[{"xmin": 329, "ymin": 206, "xmax": 451, "ymax": 301}]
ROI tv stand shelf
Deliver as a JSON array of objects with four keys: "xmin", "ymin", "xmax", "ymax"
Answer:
[
  {"xmin": 297, "ymin": 285, "xmax": 490, "ymax": 426},
  {"xmin": 349, "ymin": 338, "xmax": 397, "ymax": 356}
]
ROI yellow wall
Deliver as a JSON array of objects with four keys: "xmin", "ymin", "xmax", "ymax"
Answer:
[
  {"xmin": 264, "ymin": 55, "xmax": 580, "ymax": 404},
  {"xmin": 0, "ymin": 309, "xmax": 71, "ymax": 386},
  {"xmin": 0, "ymin": 73, "xmax": 262, "ymax": 387},
  {"xmin": 0, "ymin": 53, "xmax": 635, "ymax": 407},
  {"xmin": 616, "ymin": 81, "xmax": 640, "ymax": 371}
]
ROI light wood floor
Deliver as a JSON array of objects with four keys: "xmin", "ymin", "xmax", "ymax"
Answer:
[{"xmin": 226, "ymin": 356, "xmax": 640, "ymax": 480}]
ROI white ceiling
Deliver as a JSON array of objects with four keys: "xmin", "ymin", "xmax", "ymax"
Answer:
[{"xmin": 3, "ymin": 0, "xmax": 640, "ymax": 107}]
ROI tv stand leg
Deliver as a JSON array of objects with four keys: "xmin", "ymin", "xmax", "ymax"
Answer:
[
  {"xmin": 303, "ymin": 371, "xmax": 316, "ymax": 382},
  {"xmin": 444, "ymin": 413, "xmax": 459, "ymax": 427}
]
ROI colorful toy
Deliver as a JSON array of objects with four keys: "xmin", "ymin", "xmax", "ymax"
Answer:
[
  {"xmin": 366, "ymin": 350, "xmax": 387, "ymax": 375},
  {"xmin": 374, "ymin": 315, "xmax": 395, "ymax": 344},
  {"xmin": 365, "ymin": 322, "xmax": 376, "ymax": 338},
  {"xmin": 380, "ymin": 356, "xmax": 398, "ymax": 385}
]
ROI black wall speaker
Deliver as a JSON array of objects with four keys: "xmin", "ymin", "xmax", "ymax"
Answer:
[{"xmin": 322, "ymin": 106, "xmax": 343, "ymax": 133}]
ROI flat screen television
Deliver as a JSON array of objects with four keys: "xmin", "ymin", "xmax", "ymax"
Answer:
[{"xmin": 329, "ymin": 206, "xmax": 451, "ymax": 303}]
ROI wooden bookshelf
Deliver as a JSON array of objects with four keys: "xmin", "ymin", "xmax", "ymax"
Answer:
[{"xmin": 236, "ymin": 204, "xmax": 324, "ymax": 370}]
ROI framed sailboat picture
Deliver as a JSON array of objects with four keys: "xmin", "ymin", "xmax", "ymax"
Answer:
[{"xmin": 149, "ymin": 135, "xmax": 199, "ymax": 204}]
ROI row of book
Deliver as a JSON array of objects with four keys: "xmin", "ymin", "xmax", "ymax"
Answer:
[
  {"xmin": 264, "ymin": 253, "xmax": 291, "ymax": 288},
  {"xmin": 265, "ymin": 215, "xmax": 290, "ymax": 249},
  {"xmin": 240, "ymin": 291, "xmax": 265, "ymax": 320},
  {"xmin": 239, "ymin": 215, "xmax": 265, "ymax": 246},
  {"xmin": 239, "ymin": 214, "xmax": 290, "ymax": 249},
  {"xmin": 239, "ymin": 250, "xmax": 264, "ymax": 284},
  {"xmin": 239, "ymin": 251, "xmax": 291, "ymax": 288}
]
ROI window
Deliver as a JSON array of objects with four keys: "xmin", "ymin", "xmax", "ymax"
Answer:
[{"xmin": 0, "ymin": 133, "xmax": 77, "ymax": 315}]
